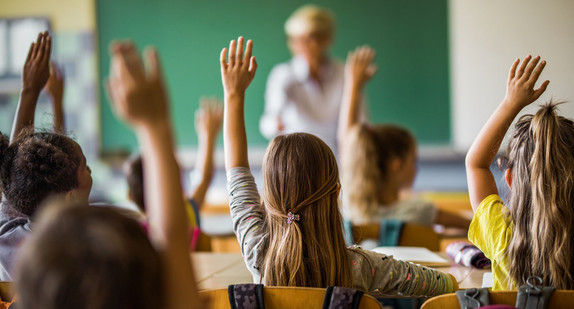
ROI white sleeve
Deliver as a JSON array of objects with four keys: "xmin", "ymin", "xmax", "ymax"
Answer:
[{"xmin": 260, "ymin": 64, "xmax": 290, "ymax": 140}]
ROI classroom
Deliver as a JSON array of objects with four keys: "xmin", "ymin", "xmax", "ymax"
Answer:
[{"xmin": 0, "ymin": 0, "xmax": 574, "ymax": 308}]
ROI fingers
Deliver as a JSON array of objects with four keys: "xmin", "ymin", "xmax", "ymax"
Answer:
[
  {"xmin": 31, "ymin": 33, "xmax": 42, "ymax": 60},
  {"xmin": 366, "ymin": 64, "xmax": 378, "ymax": 78},
  {"xmin": 508, "ymin": 58, "xmax": 519, "ymax": 81},
  {"xmin": 249, "ymin": 56, "xmax": 258, "ymax": 78},
  {"xmin": 42, "ymin": 33, "xmax": 52, "ymax": 64},
  {"xmin": 528, "ymin": 59, "xmax": 546, "ymax": 84},
  {"xmin": 228, "ymin": 39, "xmax": 236, "ymax": 67},
  {"xmin": 242, "ymin": 39, "xmax": 253, "ymax": 69},
  {"xmin": 112, "ymin": 41, "xmax": 144, "ymax": 82},
  {"xmin": 25, "ymin": 43, "xmax": 35, "ymax": 63},
  {"xmin": 522, "ymin": 55, "xmax": 540, "ymax": 80},
  {"xmin": 532, "ymin": 80, "xmax": 550, "ymax": 101},
  {"xmin": 516, "ymin": 55, "xmax": 532, "ymax": 78},
  {"xmin": 220, "ymin": 48, "xmax": 228, "ymax": 68},
  {"xmin": 144, "ymin": 47, "xmax": 163, "ymax": 80},
  {"xmin": 236, "ymin": 37, "xmax": 244, "ymax": 66}
]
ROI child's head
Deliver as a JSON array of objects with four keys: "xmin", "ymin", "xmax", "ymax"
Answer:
[
  {"xmin": 0, "ymin": 130, "xmax": 92, "ymax": 217},
  {"xmin": 15, "ymin": 201, "xmax": 162, "ymax": 309},
  {"xmin": 505, "ymin": 102, "xmax": 574, "ymax": 289},
  {"xmin": 124, "ymin": 154, "xmax": 145, "ymax": 213},
  {"xmin": 341, "ymin": 124, "xmax": 416, "ymax": 221},
  {"xmin": 261, "ymin": 133, "xmax": 352, "ymax": 287},
  {"xmin": 285, "ymin": 4, "xmax": 335, "ymax": 65}
]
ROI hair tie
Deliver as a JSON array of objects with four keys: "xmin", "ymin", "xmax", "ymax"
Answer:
[{"xmin": 287, "ymin": 212, "xmax": 300, "ymax": 224}]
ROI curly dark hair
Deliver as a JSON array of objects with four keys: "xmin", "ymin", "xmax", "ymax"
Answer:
[{"xmin": 0, "ymin": 130, "xmax": 81, "ymax": 217}]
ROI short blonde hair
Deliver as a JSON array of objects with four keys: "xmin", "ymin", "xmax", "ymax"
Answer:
[{"xmin": 284, "ymin": 5, "xmax": 335, "ymax": 38}]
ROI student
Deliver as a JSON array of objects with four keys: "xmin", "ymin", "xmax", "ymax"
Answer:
[
  {"xmin": 260, "ymin": 4, "xmax": 347, "ymax": 152},
  {"xmin": 465, "ymin": 56, "xmax": 571, "ymax": 290},
  {"xmin": 339, "ymin": 46, "xmax": 471, "ymax": 229},
  {"xmin": 124, "ymin": 98, "xmax": 222, "ymax": 245},
  {"xmin": 15, "ymin": 41, "xmax": 200, "ymax": 309},
  {"xmin": 222, "ymin": 37, "xmax": 457, "ymax": 295},
  {"xmin": 0, "ymin": 32, "xmax": 93, "ymax": 281}
]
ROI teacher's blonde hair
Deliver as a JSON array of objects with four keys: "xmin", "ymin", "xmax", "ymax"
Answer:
[{"xmin": 284, "ymin": 4, "xmax": 335, "ymax": 38}]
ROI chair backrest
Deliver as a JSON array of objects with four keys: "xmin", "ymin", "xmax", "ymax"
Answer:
[
  {"xmin": 0, "ymin": 282, "xmax": 14, "ymax": 302},
  {"xmin": 421, "ymin": 290, "xmax": 574, "ymax": 309},
  {"xmin": 200, "ymin": 286, "xmax": 383, "ymax": 309},
  {"xmin": 351, "ymin": 222, "xmax": 441, "ymax": 251}
]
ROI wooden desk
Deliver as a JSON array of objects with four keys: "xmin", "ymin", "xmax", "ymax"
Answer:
[
  {"xmin": 191, "ymin": 252, "xmax": 489, "ymax": 290},
  {"xmin": 192, "ymin": 252, "xmax": 253, "ymax": 290},
  {"xmin": 435, "ymin": 262, "xmax": 489, "ymax": 289}
]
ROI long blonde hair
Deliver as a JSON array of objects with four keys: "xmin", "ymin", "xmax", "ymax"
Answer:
[
  {"xmin": 341, "ymin": 124, "xmax": 415, "ymax": 222},
  {"xmin": 505, "ymin": 102, "xmax": 574, "ymax": 289},
  {"xmin": 261, "ymin": 133, "xmax": 352, "ymax": 287}
]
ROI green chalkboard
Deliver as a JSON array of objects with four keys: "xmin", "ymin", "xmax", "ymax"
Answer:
[{"xmin": 97, "ymin": 0, "xmax": 450, "ymax": 153}]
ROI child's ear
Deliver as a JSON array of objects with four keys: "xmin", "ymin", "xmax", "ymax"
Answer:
[
  {"xmin": 505, "ymin": 169, "xmax": 513, "ymax": 190},
  {"xmin": 64, "ymin": 191, "xmax": 75, "ymax": 202},
  {"xmin": 390, "ymin": 157, "xmax": 402, "ymax": 174}
]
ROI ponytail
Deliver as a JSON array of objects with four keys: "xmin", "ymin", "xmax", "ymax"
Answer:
[
  {"xmin": 261, "ymin": 133, "xmax": 352, "ymax": 288},
  {"xmin": 341, "ymin": 124, "xmax": 415, "ymax": 223},
  {"xmin": 506, "ymin": 101, "xmax": 574, "ymax": 289}
]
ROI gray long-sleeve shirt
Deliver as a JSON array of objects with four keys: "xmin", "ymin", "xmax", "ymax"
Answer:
[{"xmin": 227, "ymin": 167, "xmax": 455, "ymax": 296}]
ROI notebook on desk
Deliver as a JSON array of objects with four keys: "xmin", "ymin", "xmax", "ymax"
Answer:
[{"xmin": 372, "ymin": 246, "xmax": 451, "ymax": 267}]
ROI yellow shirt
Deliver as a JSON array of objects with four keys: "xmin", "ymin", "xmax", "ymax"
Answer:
[{"xmin": 468, "ymin": 194, "xmax": 514, "ymax": 290}]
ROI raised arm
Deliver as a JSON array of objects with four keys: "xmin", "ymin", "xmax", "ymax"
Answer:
[
  {"xmin": 106, "ymin": 42, "xmax": 199, "ymax": 309},
  {"xmin": 11, "ymin": 32, "xmax": 51, "ymax": 141},
  {"xmin": 465, "ymin": 55, "xmax": 549, "ymax": 211},
  {"xmin": 189, "ymin": 97, "xmax": 223, "ymax": 207},
  {"xmin": 220, "ymin": 37, "xmax": 257, "ymax": 170},
  {"xmin": 338, "ymin": 46, "xmax": 377, "ymax": 152},
  {"xmin": 45, "ymin": 62, "xmax": 65, "ymax": 131}
]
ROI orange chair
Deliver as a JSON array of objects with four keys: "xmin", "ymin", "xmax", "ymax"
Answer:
[
  {"xmin": 200, "ymin": 286, "xmax": 383, "ymax": 309},
  {"xmin": 351, "ymin": 222, "xmax": 441, "ymax": 251},
  {"xmin": 421, "ymin": 290, "xmax": 574, "ymax": 309},
  {"xmin": 0, "ymin": 282, "xmax": 15, "ymax": 308}
]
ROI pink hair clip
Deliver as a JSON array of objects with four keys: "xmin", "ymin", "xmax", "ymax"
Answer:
[{"xmin": 287, "ymin": 212, "xmax": 300, "ymax": 224}]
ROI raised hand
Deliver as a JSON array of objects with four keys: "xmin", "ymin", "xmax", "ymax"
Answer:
[
  {"xmin": 503, "ymin": 55, "xmax": 549, "ymax": 110},
  {"xmin": 195, "ymin": 97, "xmax": 223, "ymax": 141},
  {"xmin": 345, "ymin": 45, "xmax": 377, "ymax": 88},
  {"xmin": 107, "ymin": 41, "xmax": 200, "ymax": 308},
  {"xmin": 45, "ymin": 62, "xmax": 65, "ymax": 130},
  {"xmin": 106, "ymin": 41, "xmax": 169, "ymax": 128},
  {"xmin": 22, "ymin": 32, "xmax": 51, "ymax": 94},
  {"xmin": 220, "ymin": 37, "xmax": 257, "ymax": 97},
  {"xmin": 11, "ymin": 32, "xmax": 52, "ymax": 141},
  {"xmin": 45, "ymin": 62, "xmax": 65, "ymax": 104}
]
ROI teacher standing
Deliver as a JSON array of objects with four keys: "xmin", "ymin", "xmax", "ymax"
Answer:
[{"xmin": 259, "ymin": 5, "xmax": 346, "ymax": 152}]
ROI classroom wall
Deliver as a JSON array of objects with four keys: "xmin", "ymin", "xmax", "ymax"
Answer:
[
  {"xmin": 450, "ymin": 0, "xmax": 574, "ymax": 150},
  {"xmin": 0, "ymin": 0, "xmax": 95, "ymax": 31}
]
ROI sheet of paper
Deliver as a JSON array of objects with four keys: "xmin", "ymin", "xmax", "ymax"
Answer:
[
  {"xmin": 482, "ymin": 272, "xmax": 493, "ymax": 288},
  {"xmin": 371, "ymin": 246, "xmax": 450, "ymax": 267}
]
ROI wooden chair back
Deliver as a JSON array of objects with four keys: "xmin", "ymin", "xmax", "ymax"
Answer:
[
  {"xmin": 200, "ymin": 286, "xmax": 383, "ymax": 308},
  {"xmin": 194, "ymin": 230, "xmax": 213, "ymax": 252},
  {"xmin": 351, "ymin": 222, "xmax": 441, "ymax": 251},
  {"xmin": 421, "ymin": 290, "xmax": 574, "ymax": 309},
  {"xmin": 0, "ymin": 282, "xmax": 14, "ymax": 302}
]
